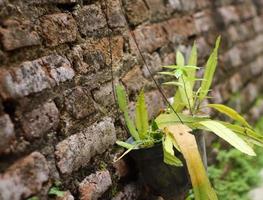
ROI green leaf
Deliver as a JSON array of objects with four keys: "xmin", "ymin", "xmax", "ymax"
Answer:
[
  {"xmin": 116, "ymin": 140, "xmax": 135, "ymax": 149},
  {"xmin": 162, "ymin": 135, "xmax": 183, "ymax": 166},
  {"xmin": 199, "ymin": 120, "xmax": 256, "ymax": 156},
  {"xmin": 172, "ymin": 91, "xmax": 186, "ymax": 112},
  {"xmin": 219, "ymin": 121, "xmax": 263, "ymax": 146},
  {"xmin": 115, "ymin": 142, "xmax": 139, "ymax": 162},
  {"xmin": 207, "ymin": 104, "xmax": 251, "ymax": 128},
  {"xmin": 187, "ymin": 42, "xmax": 197, "ymax": 89},
  {"xmin": 162, "ymin": 81, "xmax": 183, "ymax": 86},
  {"xmin": 48, "ymin": 187, "xmax": 65, "ymax": 197},
  {"xmin": 116, "ymin": 85, "xmax": 140, "ymax": 141},
  {"xmin": 135, "ymin": 90, "xmax": 149, "ymax": 139},
  {"xmin": 199, "ymin": 36, "xmax": 221, "ymax": 102},
  {"xmin": 176, "ymin": 50, "xmax": 185, "ymax": 67},
  {"xmin": 116, "ymin": 85, "xmax": 128, "ymax": 112},
  {"xmin": 158, "ymin": 71, "xmax": 176, "ymax": 76},
  {"xmin": 155, "ymin": 112, "xmax": 209, "ymax": 129}
]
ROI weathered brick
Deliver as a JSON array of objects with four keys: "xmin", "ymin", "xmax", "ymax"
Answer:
[
  {"xmin": 72, "ymin": 36, "xmax": 124, "ymax": 74},
  {"xmin": 228, "ymin": 73, "xmax": 242, "ymax": 93},
  {"xmin": 40, "ymin": 13, "xmax": 77, "ymax": 47},
  {"xmin": 0, "ymin": 152, "xmax": 49, "ymax": 200},
  {"xmin": 236, "ymin": 2, "xmax": 257, "ymax": 21},
  {"xmin": 222, "ymin": 46, "xmax": 242, "ymax": 68},
  {"xmin": 56, "ymin": 191, "xmax": 74, "ymax": 200},
  {"xmin": 181, "ymin": 0, "xmax": 197, "ymax": 11},
  {"xmin": 0, "ymin": 114, "xmax": 15, "ymax": 154},
  {"xmin": 163, "ymin": 16, "xmax": 196, "ymax": 42},
  {"xmin": 132, "ymin": 24, "xmax": 167, "ymax": 53},
  {"xmin": 79, "ymin": 170, "xmax": 112, "ymax": 200},
  {"xmin": 93, "ymin": 82, "xmax": 115, "ymax": 107},
  {"xmin": 74, "ymin": 4, "xmax": 107, "ymax": 36},
  {"xmin": 123, "ymin": 0, "xmax": 149, "ymax": 25},
  {"xmin": 21, "ymin": 101, "xmax": 59, "ymax": 140},
  {"xmin": 0, "ymin": 55, "xmax": 75, "ymax": 99},
  {"xmin": 141, "ymin": 52, "xmax": 162, "ymax": 78},
  {"xmin": 194, "ymin": 10, "xmax": 214, "ymax": 33},
  {"xmin": 55, "ymin": 117, "xmax": 116, "ymax": 174},
  {"xmin": 107, "ymin": 0, "xmax": 126, "ymax": 28},
  {"xmin": 64, "ymin": 87, "xmax": 96, "ymax": 119},
  {"xmin": 145, "ymin": 0, "xmax": 166, "ymax": 19},
  {"xmin": 29, "ymin": 0, "xmax": 77, "ymax": 3},
  {"xmin": 0, "ymin": 19, "xmax": 41, "ymax": 51},
  {"xmin": 122, "ymin": 65, "xmax": 148, "ymax": 93},
  {"xmin": 217, "ymin": 6, "xmax": 239, "ymax": 26},
  {"xmin": 112, "ymin": 183, "xmax": 140, "ymax": 200},
  {"xmin": 253, "ymin": 16, "xmax": 263, "ymax": 33},
  {"xmin": 167, "ymin": 0, "xmax": 182, "ymax": 11}
]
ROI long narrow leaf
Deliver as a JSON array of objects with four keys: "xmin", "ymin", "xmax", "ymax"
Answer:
[
  {"xmin": 187, "ymin": 42, "xmax": 197, "ymax": 89},
  {"xmin": 166, "ymin": 124, "xmax": 218, "ymax": 200},
  {"xmin": 176, "ymin": 50, "xmax": 185, "ymax": 67},
  {"xmin": 135, "ymin": 90, "xmax": 149, "ymax": 139},
  {"xmin": 199, "ymin": 120, "xmax": 256, "ymax": 156},
  {"xmin": 162, "ymin": 135, "xmax": 183, "ymax": 166},
  {"xmin": 116, "ymin": 85, "xmax": 140, "ymax": 141},
  {"xmin": 172, "ymin": 91, "xmax": 186, "ymax": 112},
  {"xmin": 207, "ymin": 104, "xmax": 251, "ymax": 128},
  {"xmin": 199, "ymin": 36, "xmax": 221, "ymax": 102}
]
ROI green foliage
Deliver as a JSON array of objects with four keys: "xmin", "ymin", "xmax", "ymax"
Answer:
[
  {"xmin": 48, "ymin": 181, "xmax": 65, "ymax": 198},
  {"xmin": 116, "ymin": 85, "xmax": 139, "ymax": 141},
  {"xmin": 135, "ymin": 90, "xmax": 149, "ymax": 139},
  {"xmin": 198, "ymin": 120, "xmax": 255, "ymax": 156},
  {"xmin": 27, "ymin": 197, "xmax": 39, "ymax": 200},
  {"xmin": 208, "ymin": 147, "xmax": 263, "ymax": 200},
  {"xmin": 198, "ymin": 36, "xmax": 221, "ymax": 102},
  {"xmin": 116, "ymin": 36, "xmax": 263, "ymax": 200}
]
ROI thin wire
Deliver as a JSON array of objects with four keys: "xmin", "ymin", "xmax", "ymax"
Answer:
[{"xmin": 119, "ymin": 2, "xmax": 184, "ymax": 124}]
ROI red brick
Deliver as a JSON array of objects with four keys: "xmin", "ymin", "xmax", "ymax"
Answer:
[
  {"xmin": 40, "ymin": 13, "xmax": 77, "ymax": 47},
  {"xmin": 79, "ymin": 170, "xmax": 112, "ymax": 200},
  {"xmin": 0, "ymin": 19, "xmax": 41, "ymax": 51},
  {"xmin": 0, "ymin": 152, "xmax": 49, "ymax": 200},
  {"xmin": 21, "ymin": 101, "xmax": 59, "ymax": 140}
]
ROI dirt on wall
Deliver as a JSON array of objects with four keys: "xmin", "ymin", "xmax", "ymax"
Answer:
[{"xmin": 1, "ymin": 0, "xmax": 263, "ymax": 199}]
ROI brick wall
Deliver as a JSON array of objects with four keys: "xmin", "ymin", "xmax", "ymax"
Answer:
[{"xmin": 1, "ymin": 0, "xmax": 263, "ymax": 199}]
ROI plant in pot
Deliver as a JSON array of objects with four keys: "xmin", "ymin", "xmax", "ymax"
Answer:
[{"xmin": 115, "ymin": 36, "xmax": 263, "ymax": 200}]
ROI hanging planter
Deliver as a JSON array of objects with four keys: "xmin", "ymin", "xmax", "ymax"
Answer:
[
  {"xmin": 127, "ymin": 137, "xmax": 189, "ymax": 199},
  {"xmin": 115, "ymin": 37, "xmax": 263, "ymax": 200}
]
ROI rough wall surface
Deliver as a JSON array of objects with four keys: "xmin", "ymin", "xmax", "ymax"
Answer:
[{"xmin": 1, "ymin": 0, "xmax": 263, "ymax": 199}]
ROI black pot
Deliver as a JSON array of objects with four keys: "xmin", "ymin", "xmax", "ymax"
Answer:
[{"xmin": 128, "ymin": 140, "xmax": 190, "ymax": 199}]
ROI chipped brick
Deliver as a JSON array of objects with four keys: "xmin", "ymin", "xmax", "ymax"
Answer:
[
  {"xmin": 79, "ymin": 170, "xmax": 112, "ymax": 200},
  {"xmin": 40, "ymin": 13, "xmax": 77, "ymax": 47},
  {"xmin": 21, "ymin": 101, "xmax": 59, "ymax": 140},
  {"xmin": 0, "ymin": 152, "xmax": 49, "ymax": 200},
  {"xmin": 55, "ymin": 117, "xmax": 116, "ymax": 174}
]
